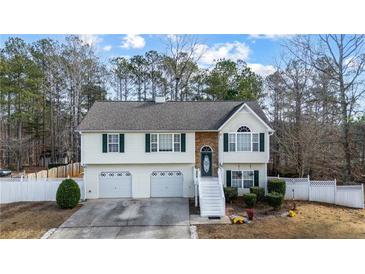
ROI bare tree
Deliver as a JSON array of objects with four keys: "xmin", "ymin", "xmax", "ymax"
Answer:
[
  {"xmin": 163, "ymin": 35, "xmax": 204, "ymax": 100},
  {"xmin": 267, "ymin": 58, "xmax": 314, "ymax": 177},
  {"xmin": 288, "ymin": 35, "xmax": 365, "ymax": 182}
]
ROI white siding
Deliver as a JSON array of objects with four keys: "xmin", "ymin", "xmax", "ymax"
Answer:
[
  {"xmin": 220, "ymin": 105, "xmax": 270, "ymax": 163},
  {"xmin": 84, "ymin": 164, "xmax": 195, "ymax": 199},
  {"xmin": 81, "ymin": 132, "xmax": 195, "ymax": 165},
  {"xmin": 222, "ymin": 163, "xmax": 267, "ymax": 195}
]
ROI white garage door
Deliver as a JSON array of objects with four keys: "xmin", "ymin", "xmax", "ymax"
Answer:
[
  {"xmin": 150, "ymin": 171, "xmax": 183, "ymax": 197},
  {"xmin": 99, "ymin": 171, "xmax": 132, "ymax": 198}
]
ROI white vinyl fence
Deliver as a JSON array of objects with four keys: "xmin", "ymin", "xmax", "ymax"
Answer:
[
  {"xmin": 282, "ymin": 177, "xmax": 310, "ymax": 200},
  {"xmin": 309, "ymin": 180, "xmax": 336, "ymax": 204},
  {"xmin": 336, "ymin": 185, "xmax": 364, "ymax": 208},
  {"xmin": 0, "ymin": 178, "xmax": 84, "ymax": 204},
  {"xmin": 268, "ymin": 176, "xmax": 364, "ymax": 209}
]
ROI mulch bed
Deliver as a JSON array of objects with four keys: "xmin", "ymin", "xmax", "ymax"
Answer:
[{"xmin": 226, "ymin": 197, "xmax": 290, "ymax": 219}]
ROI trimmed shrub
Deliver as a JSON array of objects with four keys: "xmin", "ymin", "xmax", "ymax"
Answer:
[
  {"xmin": 243, "ymin": 193, "xmax": 257, "ymax": 208},
  {"xmin": 56, "ymin": 179, "xmax": 81, "ymax": 209},
  {"xmin": 267, "ymin": 178, "xmax": 286, "ymax": 196},
  {"xmin": 250, "ymin": 187, "xmax": 265, "ymax": 202},
  {"xmin": 224, "ymin": 187, "xmax": 238, "ymax": 203},
  {"xmin": 266, "ymin": 192, "xmax": 284, "ymax": 209}
]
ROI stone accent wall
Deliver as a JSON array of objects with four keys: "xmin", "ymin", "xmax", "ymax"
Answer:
[{"xmin": 195, "ymin": 132, "xmax": 218, "ymax": 176}]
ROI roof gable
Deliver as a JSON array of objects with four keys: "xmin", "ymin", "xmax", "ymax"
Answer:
[{"xmin": 218, "ymin": 102, "xmax": 273, "ymax": 131}]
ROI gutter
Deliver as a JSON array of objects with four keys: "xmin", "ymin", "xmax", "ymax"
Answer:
[{"xmin": 76, "ymin": 129, "xmax": 220, "ymax": 133}]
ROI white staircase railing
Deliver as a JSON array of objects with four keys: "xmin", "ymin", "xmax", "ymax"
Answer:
[{"xmin": 218, "ymin": 167, "xmax": 226, "ymax": 205}]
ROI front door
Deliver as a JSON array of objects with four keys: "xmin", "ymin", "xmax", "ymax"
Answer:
[{"xmin": 201, "ymin": 151, "xmax": 212, "ymax": 176}]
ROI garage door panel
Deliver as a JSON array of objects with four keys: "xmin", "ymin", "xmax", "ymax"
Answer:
[
  {"xmin": 99, "ymin": 171, "xmax": 132, "ymax": 198},
  {"xmin": 151, "ymin": 171, "xmax": 183, "ymax": 197}
]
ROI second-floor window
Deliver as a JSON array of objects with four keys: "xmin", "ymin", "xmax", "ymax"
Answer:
[
  {"xmin": 108, "ymin": 134, "xmax": 119, "ymax": 152},
  {"xmin": 228, "ymin": 126, "xmax": 260, "ymax": 152},
  {"xmin": 150, "ymin": 133, "xmax": 181, "ymax": 152}
]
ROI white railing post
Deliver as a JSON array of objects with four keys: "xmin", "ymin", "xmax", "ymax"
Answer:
[
  {"xmin": 193, "ymin": 167, "xmax": 199, "ymax": 207},
  {"xmin": 218, "ymin": 167, "xmax": 225, "ymax": 200},
  {"xmin": 334, "ymin": 179, "xmax": 337, "ymax": 204},
  {"xmin": 196, "ymin": 168, "xmax": 201, "ymax": 207},
  {"xmin": 361, "ymin": 184, "xmax": 365, "ymax": 209}
]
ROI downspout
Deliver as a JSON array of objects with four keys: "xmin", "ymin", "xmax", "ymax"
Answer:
[
  {"xmin": 79, "ymin": 132, "xmax": 87, "ymax": 201},
  {"xmin": 218, "ymin": 132, "xmax": 224, "ymax": 168}
]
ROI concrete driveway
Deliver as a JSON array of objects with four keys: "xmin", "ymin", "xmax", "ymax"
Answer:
[{"xmin": 49, "ymin": 198, "xmax": 190, "ymax": 239}]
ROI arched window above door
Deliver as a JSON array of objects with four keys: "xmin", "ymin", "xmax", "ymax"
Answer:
[
  {"xmin": 237, "ymin": 126, "xmax": 251, "ymax": 132},
  {"xmin": 200, "ymin": 145, "xmax": 213, "ymax": 152}
]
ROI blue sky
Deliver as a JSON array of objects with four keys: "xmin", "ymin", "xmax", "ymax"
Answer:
[{"xmin": 0, "ymin": 34, "xmax": 288, "ymax": 76}]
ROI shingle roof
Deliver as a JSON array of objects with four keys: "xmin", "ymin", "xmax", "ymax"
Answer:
[{"xmin": 77, "ymin": 100, "xmax": 270, "ymax": 131}]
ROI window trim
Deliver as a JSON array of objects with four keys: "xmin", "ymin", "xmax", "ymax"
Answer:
[
  {"xmin": 231, "ymin": 170, "xmax": 254, "ymax": 189},
  {"xmin": 150, "ymin": 133, "xmax": 181, "ymax": 153},
  {"xmin": 107, "ymin": 133, "xmax": 120, "ymax": 153},
  {"xmin": 227, "ymin": 132, "xmax": 261, "ymax": 152}
]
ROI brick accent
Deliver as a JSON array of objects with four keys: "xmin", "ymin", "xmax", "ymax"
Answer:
[{"xmin": 195, "ymin": 132, "xmax": 218, "ymax": 176}]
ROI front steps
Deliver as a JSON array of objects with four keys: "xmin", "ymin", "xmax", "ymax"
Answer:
[{"xmin": 198, "ymin": 177, "xmax": 225, "ymax": 217}]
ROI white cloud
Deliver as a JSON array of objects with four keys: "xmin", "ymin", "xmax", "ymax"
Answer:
[
  {"xmin": 249, "ymin": 34, "xmax": 292, "ymax": 40},
  {"xmin": 79, "ymin": 34, "xmax": 103, "ymax": 46},
  {"xmin": 166, "ymin": 34, "xmax": 178, "ymax": 41},
  {"xmin": 248, "ymin": 63, "xmax": 276, "ymax": 77},
  {"xmin": 103, "ymin": 45, "xmax": 112, "ymax": 51},
  {"xmin": 121, "ymin": 34, "xmax": 145, "ymax": 49},
  {"xmin": 343, "ymin": 56, "xmax": 360, "ymax": 69},
  {"xmin": 195, "ymin": 41, "xmax": 251, "ymax": 66}
]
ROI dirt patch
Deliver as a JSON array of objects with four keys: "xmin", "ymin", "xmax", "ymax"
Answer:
[
  {"xmin": 0, "ymin": 202, "xmax": 81, "ymax": 239},
  {"xmin": 197, "ymin": 201, "xmax": 365, "ymax": 239}
]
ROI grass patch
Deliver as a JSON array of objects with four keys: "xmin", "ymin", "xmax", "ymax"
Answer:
[
  {"xmin": 0, "ymin": 202, "xmax": 81, "ymax": 239},
  {"xmin": 197, "ymin": 200, "xmax": 365, "ymax": 239}
]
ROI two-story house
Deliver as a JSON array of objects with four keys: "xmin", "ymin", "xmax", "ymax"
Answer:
[{"xmin": 77, "ymin": 98, "xmax": 273, "ymax": 208}]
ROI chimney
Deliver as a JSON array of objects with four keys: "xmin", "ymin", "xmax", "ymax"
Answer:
[{"xmin": 154, "ymin": 96, "xmax": 166, "ymax": 104}]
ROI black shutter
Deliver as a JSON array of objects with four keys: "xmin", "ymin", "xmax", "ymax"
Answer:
[
  {"xmin": 102, "ymin": 134, "xmax": 107, "ymax": 153},
  {"xmin": 145, "ymin": 133, "xmax": 150, "ymax": 152},
  {"xmin": 181, "ymin": 133, "xmax": 186, "ymax": 152},
  {"xmin": 223, "ymin": 133, "xmax": 228, "ymax": 152},
  {"xmin": 260, "ymin": 133, "xmax": 265, "ymax": 152},
  {"xmin": 254, "ymin": 170, "xmax": 259, "ymax": 186},
  {"xmin": 226, "ymin": 170, "xmax": 231, "ymax": 187},
  {"xmin": 119, "ymin": 134, "xmax": 124, "ymax": 153}
]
